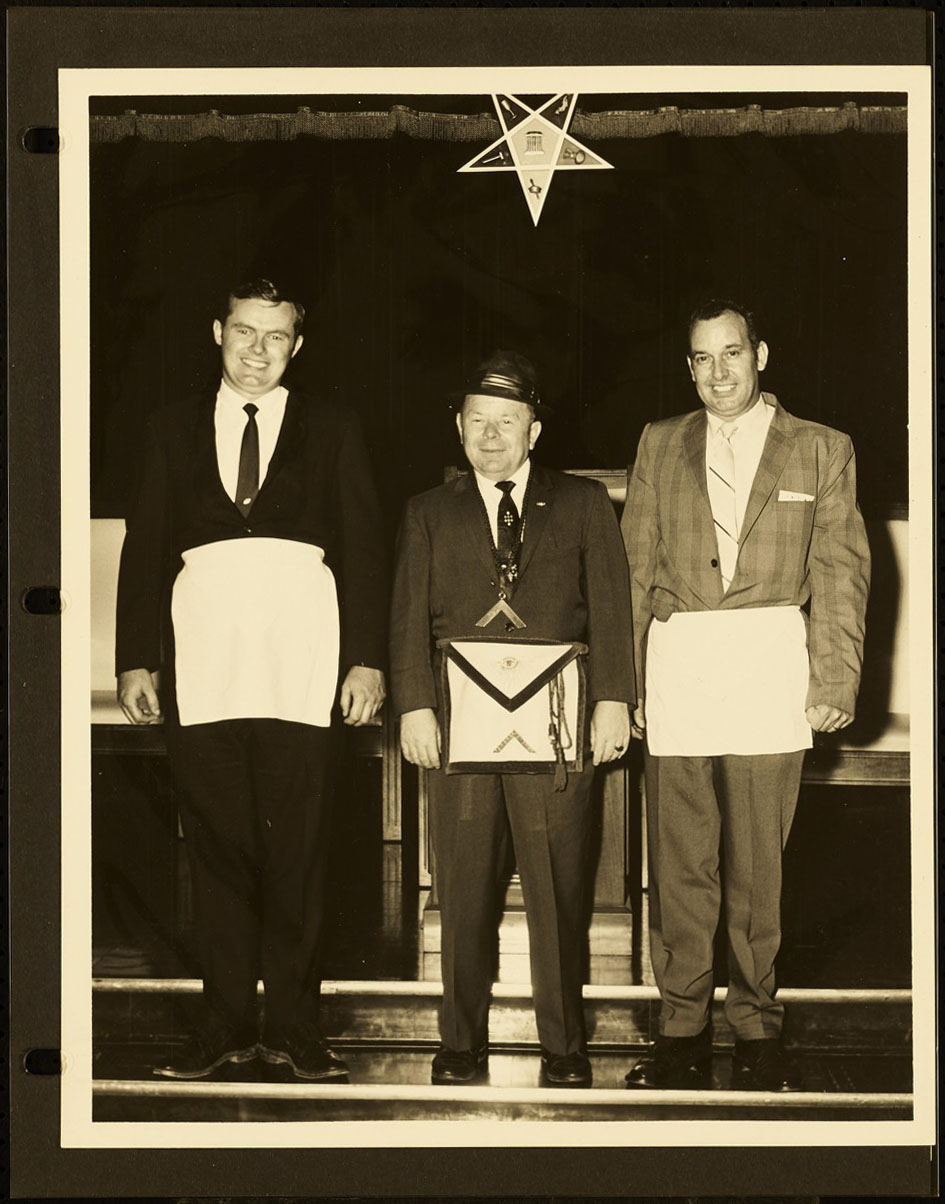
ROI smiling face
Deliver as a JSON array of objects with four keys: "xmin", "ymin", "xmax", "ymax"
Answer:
[
  {"xmin": 213, "ymin": 296, "xmax": 303, "ymax": 400},
  {"xmin": 457, "ymin": 394, "xmax": 541, "ymax": 481},
  {"xmin": 687, "ymin": 310, "xmax": 768, "ymax": 421}
]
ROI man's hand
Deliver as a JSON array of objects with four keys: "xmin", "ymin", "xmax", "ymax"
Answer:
[
  {"xmin": 806, "ymin": 704, "xmax": 853, "ymax": 734},
  {"xmin": 630, "ymin": 699, "xmax": 646, "ymax": 741},
  {"xmin": 339, "ymin": 666, "xmax": 386, "ymax": 726},
  {"xmin": 590, "ymin": 700, "xmax": 631, "ymax": 765},
  {"xmin": 400, "ymin": 708, "xmax": 441, "ymax": 769},
  {"xmin": 117, "ymin": 668, "xmax": 162, "ymax": 725}
]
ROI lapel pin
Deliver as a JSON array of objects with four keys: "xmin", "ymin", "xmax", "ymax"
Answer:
[{"xmin": 536, "ymin": 501, "xmax": 547, "ymax": 507}]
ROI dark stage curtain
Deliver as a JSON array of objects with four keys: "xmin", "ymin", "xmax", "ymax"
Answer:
[{"xmin": 90, "ymin": 110, "xmax": 908, "ymax": 524}]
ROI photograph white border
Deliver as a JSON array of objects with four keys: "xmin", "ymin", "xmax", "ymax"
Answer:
[{"xmin": 59, "ymin": 63, "xmax": 934, "ymax": 1151}]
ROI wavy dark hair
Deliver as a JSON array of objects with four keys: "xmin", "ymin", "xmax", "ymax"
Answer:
[
  {"xmin": 687, "ymin": 299, "xmax": 760, "ymax": 358},
  {"xmin": 220, "ymin": 278, "xmax": 306, "ymax": 339}
]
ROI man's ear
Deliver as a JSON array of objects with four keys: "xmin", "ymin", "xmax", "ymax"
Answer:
[
  {"xmin": 212, "ymin": 319, "xmax": 223, "ymax": 347},
  {"xmin": 291, "ymin": 335, "xmax": 304, "ymax": 359},
  {"xmin": 455, "ymin": 411, "xmax": 464, "ymax": 442},
  {"xmin": 686, "ymin": 355, "xmax": 695, "ymax": 382},
  {"xmin": 756, "ymin": 341, "xmax": 769, "ymax": 372},
  {"xmin": 528, "ymin": 419, "xmax": 542, "ymax": 450}
]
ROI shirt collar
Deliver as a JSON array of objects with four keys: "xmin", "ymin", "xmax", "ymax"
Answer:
[
  {"xmin": 217, "ymin": 379, "xmax": 288, "ymax": 413},
  {"xmin": 474, "ymin": 456, "xmax": 532, "ymax": 496},
  {"xmin": 705, "ymin": 393, "xmax": 771, "ymax": 438}
]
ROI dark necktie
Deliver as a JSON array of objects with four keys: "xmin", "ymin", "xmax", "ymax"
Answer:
[
  {"xmin": 235, "ymin": 402, "xmax": 259, "ymax": 518},
  {"xmin": 495, "ymin": 480, "xmax": 520, "ymax": 560}
]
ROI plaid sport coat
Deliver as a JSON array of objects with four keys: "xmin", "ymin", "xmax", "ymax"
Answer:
[{"xmin": 620, "ymin": 394, "xmax": 870, "ymax": 717}]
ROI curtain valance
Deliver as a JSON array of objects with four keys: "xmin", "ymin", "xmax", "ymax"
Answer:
[{"xmin": 90, "ymin": 101, "xmax": 906, "ymax": 144}]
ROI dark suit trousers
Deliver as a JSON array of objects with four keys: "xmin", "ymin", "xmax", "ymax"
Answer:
[
  {"xmin": 166, "ymin": 717, "xmax": 333, "ymax": 1035},
  {"xmin": 644, "ymin": 749, "xmax": 805, "ymax": 1040},
  {"xmin": 429, "ymin": 760, "xmax": 595, "ymax": 1056}
]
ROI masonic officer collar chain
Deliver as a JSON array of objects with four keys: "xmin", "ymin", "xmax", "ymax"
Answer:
[{"xmin": 474, "ymin": 475, "xmax": 531, "ymax": 631}]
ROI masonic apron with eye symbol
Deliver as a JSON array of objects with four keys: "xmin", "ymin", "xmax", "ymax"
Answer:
[{"xmin": 438, "ymin": 479, "xmax": 587, "ymax": 788}]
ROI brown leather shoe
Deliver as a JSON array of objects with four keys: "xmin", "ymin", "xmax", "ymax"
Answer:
[
  {"xmin": 625, "ymin": 1029, "xmax": 712, "ymax": 1089},
  {"xmin": 431, "ymin": 1044, "xmax": 489, "ymax": 1084},
  {"xmin": 731, "ymin": 1038, "xmax": 802, "ymax": 1091}
]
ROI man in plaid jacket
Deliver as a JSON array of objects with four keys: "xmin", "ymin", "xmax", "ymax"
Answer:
[{"xmin": 621, "ymin": 300, "xmax": 870, "ymax": 1092}]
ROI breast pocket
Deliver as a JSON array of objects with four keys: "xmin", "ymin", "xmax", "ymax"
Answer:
[{"xmin": 768, "ymin": 489, "xmax": 816, "ymax": 555}]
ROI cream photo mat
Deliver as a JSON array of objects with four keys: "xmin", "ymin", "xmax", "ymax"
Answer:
[{"xmin": 58, "ymin": 62, "xmax": 934, "ymax": 1152}]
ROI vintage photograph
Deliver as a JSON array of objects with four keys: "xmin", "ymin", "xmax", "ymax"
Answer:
[{"xmin": 55, "ymin": 61, "xmax": 933, "ymax": 1152}]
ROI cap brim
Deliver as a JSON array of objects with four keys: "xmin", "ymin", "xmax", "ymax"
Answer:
[{"xmin": 448, "ymin": 387, "xmax": 551, "ymax": 414}]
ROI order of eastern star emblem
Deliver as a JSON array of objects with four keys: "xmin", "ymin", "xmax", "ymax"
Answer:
[{"xmin": 459, "ymin": 93, "xmax": 612, "ymax": 226}]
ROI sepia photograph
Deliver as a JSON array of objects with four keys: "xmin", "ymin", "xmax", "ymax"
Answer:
[
  {"xmin": 59, "ymin": 62, "xmax": 932, "ymax": 1146},
  {"xmin": 5, "ymin": 7, "xmax": 935, "ymax": 1196}
]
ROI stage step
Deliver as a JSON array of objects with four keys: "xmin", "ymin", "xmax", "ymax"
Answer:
[
  {"xmin": 94, "ymin": 978, "xmax": 913, "ymax": 1052},
  {"xmin": 91, "ymin": 1047, "xmax": 912, "ymax": 1123}
]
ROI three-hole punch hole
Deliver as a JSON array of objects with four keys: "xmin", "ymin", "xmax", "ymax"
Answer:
[
  {"xmin": 24, "ymin": 1048, "xmax": 61, "ymax": 1075},
  {"xmin": 22, "ymin": 127, "xmax": 60, "ymax": 154}
]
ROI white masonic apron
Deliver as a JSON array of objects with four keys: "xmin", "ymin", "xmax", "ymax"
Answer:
[
  {"xmin": 644, "ymin": 606, "xmax": 812, "ymax": 757},
  {"xmin": 172, "ymin": 537, "xmax": 340, "ymax": 727}
]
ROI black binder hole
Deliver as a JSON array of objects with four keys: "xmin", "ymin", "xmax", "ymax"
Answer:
[
  {"xmin": 24, "ymin": 1048, "xmax": 61, "ymax": 1075},
  {"xmin": 22, "ymin": 127, "xmax": 60, "ymax": 154},
  {"xmin": 22, "ymin": 587, "xmax": 63, "ymax": 614}
]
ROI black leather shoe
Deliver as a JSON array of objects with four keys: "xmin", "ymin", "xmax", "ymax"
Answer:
[
  {"xmin": 431, "ymin": 1044, "xmax": 489, "ymax": 1084},
  {"xmin": 259, "ymin": 1026, "xmax": 349, "ymax": 1081},
  {"xmin": 540, "ymin": 1048, "xmax": 593, "ymax": 1087},
  {"xmin": 154, "ymin": 1028, "xmax": 258, "ymax": 1079},
  {"xmin": 731, "ymin": 1038, "xmax": 802, "ymax": 1091},
  {"xmin": 624, "ymin": 1029, "xmax": 712, "ymax": 1089}
]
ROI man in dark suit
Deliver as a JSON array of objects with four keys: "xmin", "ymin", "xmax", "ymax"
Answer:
[
  {"xmin": 390, "ymin": 351, "xmax": 634, "ymax": 1087},
  {"xmin": 116, "ymin": 278, "xmax": 387, "ymax": 1080},
  {"xmin": 621, "ymin": 300, "xmax": 870, "ymax": 1091}
]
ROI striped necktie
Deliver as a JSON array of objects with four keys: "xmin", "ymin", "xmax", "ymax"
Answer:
[{"xmin": 707, "ymin": 421, "xmax": 738, "ymax": 589}]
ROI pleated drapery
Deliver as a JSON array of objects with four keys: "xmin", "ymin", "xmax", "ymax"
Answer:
[{"xmin": 90, "ymin": 101, "xmax": 907, "ymax": 145}]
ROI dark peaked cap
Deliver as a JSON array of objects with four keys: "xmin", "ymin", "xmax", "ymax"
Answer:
[{"xmin": 455, "ymin": 349, "xmax": 550, "ymax": 413}]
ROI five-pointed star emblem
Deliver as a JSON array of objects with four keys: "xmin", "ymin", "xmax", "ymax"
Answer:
[{"xmin": 459, "ymin": 93, "xmax": 612, "ymax": 226}]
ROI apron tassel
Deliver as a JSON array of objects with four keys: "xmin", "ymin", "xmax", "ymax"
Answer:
[{"xmin": 548, "ymin": 671, "xmax": 572, "ymax": 792}]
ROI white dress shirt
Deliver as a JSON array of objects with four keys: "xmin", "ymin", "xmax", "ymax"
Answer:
[
  {"xmin": 474, "ymin": 458, "xmax": 532, "ymax": 546},
  {"xmin": 704, "ymin": 393, "xmax": 776, "ymax": 532},
  {"xmin": 214, "ymin": 380, "xmax": 288, "ymax": 500}
]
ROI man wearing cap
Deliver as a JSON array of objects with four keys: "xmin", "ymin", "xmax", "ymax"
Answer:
[
  {"xmin": 622, "ymin": 300, "xmax": 870, "ymax": 1091},
  {"xmin": 390, "ymin": 350, "xmax": 634, "ymax": 1087},
  {"xmin": 116, "ymin": 278, "xmax": 388, "ymax": 1081}
]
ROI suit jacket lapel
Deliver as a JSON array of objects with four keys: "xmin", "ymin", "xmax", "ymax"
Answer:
[
  {"xmin": 682, "ymin": 410, "xmax": 714, "ymax": 529},
  {"xmin": 192, "ymin": 390, "xmax": 232, "ymax": 508},
  {"xmin": 453, "ymin": 474, "xmax": 500, "ymax": 581},
  {"xmin": 738, "ymin": 397, "xmax": 796, "ymax": 544},
  {"xmin": 261, "ymin": 388, "xmax": 305, "ymax": 490},
  {"xmin": 517, "ymin": 461, "xmax": 553, "ymax": 579}
]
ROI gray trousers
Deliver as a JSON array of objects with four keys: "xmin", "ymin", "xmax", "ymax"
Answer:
[
  {"xmin": 429, "ymin": 758, "xmax": 595, "ymax": 1055},
  {"xmin": 644, "ymin": 748, "xmax": 805, "ymax": 1039}
]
